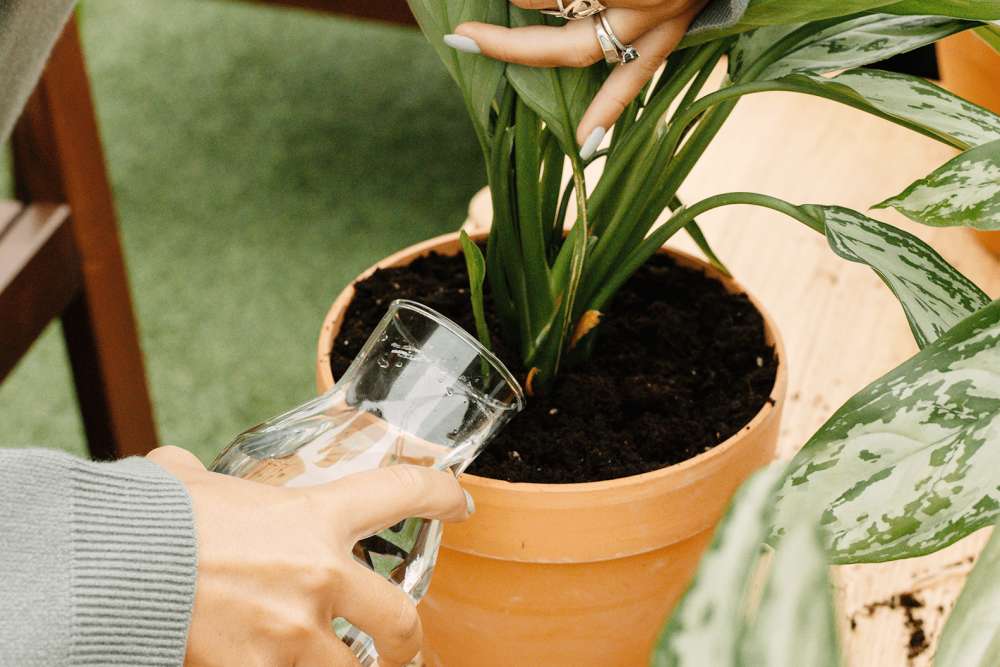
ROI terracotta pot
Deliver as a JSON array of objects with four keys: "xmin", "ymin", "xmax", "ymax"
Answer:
[
  {"xmin": 317, "ymin": 231, "xmax": 787, "ymax": 667},
  {"xmin": 938, "ymin": 31, "xmax": 1000, "ymax": 257}
]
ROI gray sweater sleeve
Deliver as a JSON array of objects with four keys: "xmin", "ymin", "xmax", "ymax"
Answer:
[
  {"xmin": 690, "ymin": 0, "xmax": 749, "ymax": 34},
  {"xmin": 0, "ymin": 449, "xmax": 197, "ymax": 666}
]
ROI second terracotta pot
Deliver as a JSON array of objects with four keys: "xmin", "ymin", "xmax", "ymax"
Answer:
[
  {"xmin": 317, "ymin": 231, "xmax": 787, "ymax": 667},
  {"xmin": 938, "ymin": 31, "xmax": 1000, "ymax": 257}
]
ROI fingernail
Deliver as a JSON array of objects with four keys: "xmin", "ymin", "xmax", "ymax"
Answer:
[
  {"xmin": 464, "ymin": 490, "xmax": 476, "ymax": 515},
  {"xmin": 579, "ymin": 127, "xmax": 606, "ymax": 160},
  {"xmin": 444, "ymin": 34, "xmax": 481, "ymax": 54}
]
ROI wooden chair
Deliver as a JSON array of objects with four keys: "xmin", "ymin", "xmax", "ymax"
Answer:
[{"xmin": 2, "ymin": 16, "xmax": 157, "ymax": 460}]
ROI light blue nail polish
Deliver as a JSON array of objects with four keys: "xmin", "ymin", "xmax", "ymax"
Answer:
[
  {"xmin": 444, "ymin": 34, "xmax": 481, "ymax": 55},
  {"xmin": 580, "ymin": 127, "xmax": 606, "ymax": 160},
  {"xmin": 464, "ymin": 490, "xmax": 476, "ymax": 515}
]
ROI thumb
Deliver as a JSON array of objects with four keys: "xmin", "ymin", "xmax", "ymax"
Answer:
[{"xmin": 147, "ymin": 445, "xmax": 207, "ymax": 473}]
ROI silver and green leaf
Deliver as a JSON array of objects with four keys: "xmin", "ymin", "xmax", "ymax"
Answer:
[
  {"xmin": 934, "ymin": 523, "xmax": 1000, "ymax": 666},
  {"xmin": 820, "ymin": 69, "xmax": 1000, "ymax": 149},
  {"xmin": 804, "ymin": 205, "xmax": 990, "ymax": 348},
  {"xmin": 652, "ymin": 464, "xmax": 839, "ymax": 667},
  {"xmin": 730, "ymin": 14, "xmax": 976, "ymax": 82},
  {"xmin": 876, "ymin": 139, "xmax": 1000, "ymax": 230},
  {"xmin": 772, "ymin": 298, "xmax": 1000, "ymax": 564}
]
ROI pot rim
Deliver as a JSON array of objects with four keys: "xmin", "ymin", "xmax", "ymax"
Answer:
[{"xmin": 316, "ymin": 229, "xmax": 787, "ymax": 494}]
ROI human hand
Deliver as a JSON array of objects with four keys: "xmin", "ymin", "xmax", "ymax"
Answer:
[
  {"xmin": 147, "ymin": 446, "xmax": 473, "ymax": 667},
  {"xmin": 444, "ymin": 0, "xmax": 707, "ymax": 157}
]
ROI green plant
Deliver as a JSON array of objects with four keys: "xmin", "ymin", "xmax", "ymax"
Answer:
[
  {"xmin": 409, "ymin": 0, "xmax": 1000, "ymax": 596},
  {"xmin": 653, "ymin": 300, "xmax": 1000, "ymax": 662},
  {"xmin": 408, "ymin": 1, "xmax": 1000, "ymax": 395},
  {"xmin": 655, "ymin": 286, "xmax": 1000, "ymax": 661},
  {"xmin": 654, "ymin": 446, "xmax": 1000, "ymax": 666}
]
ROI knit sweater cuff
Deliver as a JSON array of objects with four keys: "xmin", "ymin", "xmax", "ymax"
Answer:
[
  {"xmin": 69, "ymin": 455, "xmax": 197, "ymax": 665},
  {"xmin": 690, "ymin": 0, "xmax": 749, "ymax": 35}
]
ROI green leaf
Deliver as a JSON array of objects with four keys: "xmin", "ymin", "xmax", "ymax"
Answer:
[
  {"xmin": 683, "ymin": 1, "xmax": 901, "ymax": 47},
  {"xmin": 531, "ymin": 213, "xmax": 588, "ymax": 392},
  {"xmin": 459, "ymin": 230, "xmax": 492, "ymax": 352},
  {"xmin": 685, "ymin": 69, "xmax": 1000, "ymax": 154},
  {"xmin": 504, "ymin": 9, "xmax": 603, "ymax": 154},
  {"xmin": 683, "ymin": 220, "xmax": 732, "ymax": 277},
  {"xmin": 652, "ymin": 465, "xmax": 787, "ymax": 667},
  {"xmin": 884, "ymin": 1, "xmax": 1000, "ymax": 19},
  {"xmin": 772, "ymin": 298, "xmax": 1000, "ymax": 564},
  {"xmin": 405, "ymin": 0, "xmax": 506, "ymax": 136},
  {"xmin": 805, "ymin": 205, "xmax": 990, "ymax": 348},
  {"xmin": 737, "ymin": 520, "xmax": 840, "ymax": 667},
  {"xmin": 934, "ymin": 524, "xmax": 1000, "ymax": 666},
  {"xmin": 821, "ymin": 69, "xmax": 1000, "ymax": 149},
  {"xmin": 672, "ymin": 195, "xmax": 730, "ymax": 276},
  {"xmin": 734, "ymin": 14, "xmax": 976, "ymax": 81},
  {"xmin": 974, "ymin": 23, "xmax": 1000, "ymax": 51},
  {"xmin": 730, "ymin": 0, "xmax": 899, "ymax": 26},
  {"xmin": 876, "ymin": 139, "xmax": 1000, "ymax": 230},
  {"xmin": 652, "ymin": 464, "xmax": 839, "ymax": 667},
  {"xmin": 513, "ymin": 98, "xmax": 555, "ymax": 327}
]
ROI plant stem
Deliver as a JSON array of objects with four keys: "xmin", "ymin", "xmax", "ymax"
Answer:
[
  {"xmin": 587, "ymin": 44, "xmax": 722, "ymax": 232},
  {"xmin": 587, "ymin": 192, "xmax": 820, "ymax": 312}
]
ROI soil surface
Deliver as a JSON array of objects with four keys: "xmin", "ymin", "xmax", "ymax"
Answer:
[{"xmin": 330, "ymin": 250, "xmax": 778, "ymax": 483}]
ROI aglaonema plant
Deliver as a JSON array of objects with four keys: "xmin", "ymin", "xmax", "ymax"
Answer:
[
  {"xmin": 655, "ymin": 291, "xmax": 1000, "ymax": 663},
  {"xmin": 408, "ymin": 0, "xmax": 1000, "ymax": 396},
  {"xmin": 408, "ymin": 0, "xmax": 1000, "ymax": 564},
  {"xmin": 657, "ymin": 288, "xmax": 1000, "ymax": 661}
]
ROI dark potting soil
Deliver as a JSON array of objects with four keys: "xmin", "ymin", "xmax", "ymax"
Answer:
[
  {"xmin": 330, "ymin": 250, "xmax": 778, "ymax": 483},
  {"xmin": 853, "ymin": 592, "xmax": 931, "ymax": 660}
]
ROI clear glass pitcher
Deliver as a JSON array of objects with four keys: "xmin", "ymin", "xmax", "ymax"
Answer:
[{"xmin": 210, "ymin": 299, "xmax": 524, "ymax": 665}]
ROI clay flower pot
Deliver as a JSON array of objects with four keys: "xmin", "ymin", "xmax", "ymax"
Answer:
[
  {"xmin": 317, "ymin": 231, "xmax": 787, "ymax": 667},
  {"xmin": 938, "ymin": 31, "xmax": 1000, "ymax": 257}
]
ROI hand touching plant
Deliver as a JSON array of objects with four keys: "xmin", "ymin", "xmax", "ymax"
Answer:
[
  {"xmin": 147, "ymin": 446, "xmax": 472, "ymax": 667},
  {"xmin": 411, "ymin": 0, "xmax": 1000, "ymax": 399},
  {"xmin": 445, "ymin": 0, "xmax": 707, "ymax": 151}
]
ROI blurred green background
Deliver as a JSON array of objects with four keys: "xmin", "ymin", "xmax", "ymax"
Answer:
[{"xmin": 0, "ymin": 0, "xmax": 482, "ymax": 461}]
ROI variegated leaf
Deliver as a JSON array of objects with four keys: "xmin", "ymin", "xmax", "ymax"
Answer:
[
  {"xmin": 876, "ymin": 139, "xmax": 1000, "ymax": 230},
  {"xmin": 804, "ymin": 205, "xmax": 990, "ymax": 348},
  {"xmin": 684, "ymin": 1, "xmax": 908, "ymax": 48},
  {"xmin": 652, "ymin": 465, "xmax": 786, "ymax": 667},
  {"xmin": 771, "ymin": 298, "xmax": 1000, "ymax": 564},
  {"xmin": 737, "ymin": 520, "xmax": 840, "ymax": 667},
  {"xmin": 934, "ymin": 525, "xmax": 1000, "ymax": 666},
  {"xmin": 731, "ymin": 15, "xmax": 975, "ymax": 82},
  {"xmin": 405, "ymin": 0, "xmax": 506, "ymax": 135},
  {"xmin": 652, "ymin": 464, "xmax": 839, "ymax": 667},
  {"xmin": 504, "ymin": 9, "xmax": 602, "ymax": 155},
  {"xmin": 721, "ymin": 69, "xmax": 1000, "ymax": 149},
  {"xmin": 822, "ymin": 69, "xmax": 1000, "ymax": 149}
]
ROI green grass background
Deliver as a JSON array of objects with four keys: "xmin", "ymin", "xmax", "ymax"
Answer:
[{"xmin": 0, "ymin": 0, "xmax": 482, "ymax": 461}]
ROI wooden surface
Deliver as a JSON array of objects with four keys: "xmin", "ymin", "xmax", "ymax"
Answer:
[
  {"xmin": 9, "ymin": 17, "xmax": 157, "ymax": 459},
  {"xmin": 463, "ymin": 70, "xmax": 999, "ymax": 666}
]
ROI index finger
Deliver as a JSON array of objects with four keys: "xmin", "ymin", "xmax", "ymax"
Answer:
[
  {"xmin": 315, "ymin": 465, "xmax": 472, "ymax": 542},
  {"xmin": 452, "ymin": 9, "xmax": 655, "ymax": 68},
  {"xmin": 575, "ymin": 11, "xmax": 693, "ymax": 146}
]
